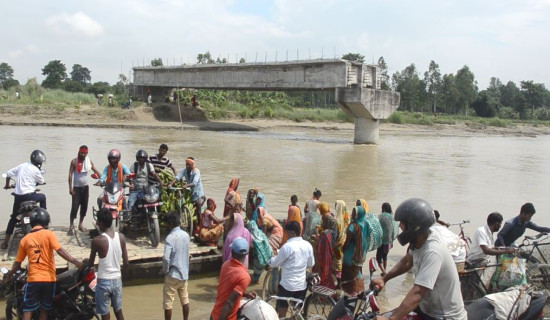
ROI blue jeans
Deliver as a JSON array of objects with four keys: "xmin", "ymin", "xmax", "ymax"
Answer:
[
  {"xmin": 127, "ymin": 190, "xmax": 143, "ymax": 211},
  {"xmin": 95, "ymin": 278, "xmax": 123, "ymax": 315},
  {"xmin": 23, "ymin": 282, "xmax": 55, "ymax": 312}
]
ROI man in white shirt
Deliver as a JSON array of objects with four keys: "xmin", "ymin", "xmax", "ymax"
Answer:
[
  {"xmin": 268, "ymin": 221, "xmax": 314, "ymax": 318},
  {"xmin": 2, "ymin": 150, "xmax": 46, "ymax": 249},
  {"xmin": 467, "ymin": 212, "xmax": 514, "ymax": 267}
]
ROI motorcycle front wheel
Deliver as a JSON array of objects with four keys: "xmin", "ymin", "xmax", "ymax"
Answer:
[{"xmin": 149, "ymin": 217, "xmax": 160, "ymax": 248}]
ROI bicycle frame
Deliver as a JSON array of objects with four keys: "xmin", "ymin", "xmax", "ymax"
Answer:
[{"xmin": 519, "ymin": 233, "xmax": 550, "ymax": 264}]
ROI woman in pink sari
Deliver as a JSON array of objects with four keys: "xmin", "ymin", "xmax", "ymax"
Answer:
[
  {"xmin": 262, "ymin": 213, "xmax": 283, "ymax": 255},
  {"xmin": 223, "ymin": 211, "xmax": 252, "ymax": 267}
]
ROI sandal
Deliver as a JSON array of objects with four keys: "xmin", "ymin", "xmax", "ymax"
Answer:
[{"xmin": 78, "ymin": 226, "xmax": 88, "ymax": 233}]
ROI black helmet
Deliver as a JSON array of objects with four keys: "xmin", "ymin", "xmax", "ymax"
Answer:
[
  {"xmin": 135, "ymin": 149, "xmax": 148, "ymax": 160},
  {"xmin": 30, "ymin": 150, "xmax": 46, "ymax": 169},
  {"xmin": 394, "ymin": 198, "xmax": 435, "ymax": 246},
  {"xmin": 107, "ymin": 149, "xmax": 121, "ymax": 160},
  {"xmin": 30, "ymin": 207, "xmax": 51, "ymax": 228}
]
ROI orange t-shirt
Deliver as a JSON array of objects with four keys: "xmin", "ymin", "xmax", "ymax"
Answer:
[
  {"xmin": 211, "ymin": 258, "xmax": 251, "ymax": 320},
  {"xmin": 15, "ymin": 227, "xmax": 61, "ymax": 282}
]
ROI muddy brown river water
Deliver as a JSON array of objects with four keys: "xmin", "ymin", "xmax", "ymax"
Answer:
[{"xmin": 1, "ymin": 124, "xmax": 549, "ymax": 319}]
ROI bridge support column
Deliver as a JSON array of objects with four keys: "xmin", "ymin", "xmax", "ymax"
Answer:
[{"xmin": 354, "ymin": 117, "xmax": 379, "ymax": 144}]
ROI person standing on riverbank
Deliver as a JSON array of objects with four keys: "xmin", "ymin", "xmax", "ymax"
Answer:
[
  {"xmin": 162, "ymin": 213, "xmax": 190, "ymax": 320},
  {"xmin": 149, "ymin": 144, "xmax": 177, "ymax": 175},
  {"xmin": 211, "ymin": 237, "xmax": 257, "ymax": 320},
  {"xmin": 89, "ymin": 208, "xmax": 129, "ymax": 320},
  {"xmin": 303, "ymin": 188, "xmax": 322, "ymax": 243},
  {"xmin": 68, "ymin": 145, "xmax": 101, "ymax": 234}
]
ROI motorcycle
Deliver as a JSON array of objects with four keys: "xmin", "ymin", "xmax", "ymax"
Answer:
[
  {"xmin": 328, "ymin": 258, "xmax": 548, "ymax": 320},
  {"xmin": 2, "ymin": 172, "xmax": 46, "ymax": 243},
  {"xmin": 121, "ymin": 180, "xmax": 162, "ymax": 248},
  {"xmin": 1, "ymin": 264, "xmax": 98, "ymax": 320},
  {"xmin": 92, "ymin": 179, "xmax": 128, "ymax": 232}
]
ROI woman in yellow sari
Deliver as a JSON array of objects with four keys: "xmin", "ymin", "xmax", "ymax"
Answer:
[
  {"xmin": 199, "ymin": 198, "xmax": 227, "ymax": 246},
  {"xmin": 334, "ymin": 200, "xmax": 349, "ymax": 282}
]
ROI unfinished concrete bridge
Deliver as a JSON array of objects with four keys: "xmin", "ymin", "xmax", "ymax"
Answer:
[{"xmin": 132, "ymin": 59, "xmax": 400, "ymax": 144}]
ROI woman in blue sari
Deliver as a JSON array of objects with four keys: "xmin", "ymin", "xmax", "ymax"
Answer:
[
  {"xmin": 246, "ymin": 220, "xmax": 273, "ymax": 284},
  {"xmin": 252, "ymin": 192, "xmax": 268, "ymax": 227},
  {"xmin": 341, "ymin": 206, "xmax": 370, "ymax": 296}
]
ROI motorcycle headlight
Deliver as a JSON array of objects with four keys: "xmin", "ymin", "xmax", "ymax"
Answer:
[
  {"xmin": 108, "ymin": 190, "xmax": 122, "ymax": 204},
  {"xmin": 144, "ymin": 189, "xmax": 160, "ymax": 203}
]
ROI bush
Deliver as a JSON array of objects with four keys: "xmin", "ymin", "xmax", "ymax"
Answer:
[
  {"xmin": 499, "ymin": 107, "xmax": 520, "ymax": 120},
  {"xmin": 387, "ymin": 112, "xmax": 404, "ymax": 124},
  {"xmin": 533, "ymin": 108, "xmax": 550, "ymax": 121}
]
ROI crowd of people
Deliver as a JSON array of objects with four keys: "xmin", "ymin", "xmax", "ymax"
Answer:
[{"xmin": 3, "ymin": 145, "xmax": 549, "ymax": 320}]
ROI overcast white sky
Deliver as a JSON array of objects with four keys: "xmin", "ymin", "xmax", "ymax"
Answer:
[{"xmin": 2, "ymin": 0, "xmax": 549, "ymax": 89}]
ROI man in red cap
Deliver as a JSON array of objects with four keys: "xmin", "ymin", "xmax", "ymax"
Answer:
[{"xmin": 68, "ymin": 145, "xmax": 101, "ymax": 234}]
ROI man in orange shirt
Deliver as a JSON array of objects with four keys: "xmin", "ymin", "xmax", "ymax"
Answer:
[
  {"xmin": 4, "ymin": 208, "xmax": 83, "ymax": 320},
  {"xmin": 210, "ymin": 237, "xmax": 256, "ymax": 320}
]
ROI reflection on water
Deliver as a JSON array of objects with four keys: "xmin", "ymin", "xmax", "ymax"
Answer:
[{"xmin": 1, "ymin": 125, "xmax": 549, "ymax": 316}]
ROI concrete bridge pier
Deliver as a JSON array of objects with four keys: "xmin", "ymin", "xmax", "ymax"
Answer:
[{"xmin": 336, "ymin": 88, "xmax": 400, "ymax": 144}]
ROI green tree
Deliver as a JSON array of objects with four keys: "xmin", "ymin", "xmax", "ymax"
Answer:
[
  {"xmin": 63, "ymin": 79, "xmax": 84, "ymax": 92},
  {"xmin": 440, "ymin": 74, "xmax": 458, "ymax": 114},
  {"xmin": 87, "ymin": 81, "xmax": 110, "ymax": 96},
  {"xmin": 197, "ymin": 52, "xmax": 214, "ymax": 64},
  {"xmin": 520, "ymin": 81, "xmax": 549, "ymax": 119},
  {"xmin": 70, "ymin": 64, "xmax": 91, "ymax": 86},
  {"xmin": 392, "ymin": 64, "xmax": 425, "ymax": 112},
  {"xmin": 216, "ymin": 57, "xmax": 228, "ymax": 64},
  {"xmin": 0, "ymin": 62, "xmax": 15, "ymax": 84},
  {"xmin": 41, "ymin": 60, "xmax": 67, "ymax": 89},
  {"xmin": 499, "ymin": 81, "xmax": 522, "ymax": 110},
  {"xmin": 424, "ymin": 60, "xmax": 442, "ymax": 113},
  {"xmin": 239, "ymin": 57, "xmax": 246, "ymax": 63},
  {"xmin": 472, "ymin": 90, "xmax": 499, "ymax": 117},
  {"xmin": 377, "ymin": 56, "xmax": 391, "ymax": 90},
  {"xmin": 151, "ymin": 58, "xmax": 163, "ymax": 67},
  {"xmin": 2, "ymin": 78, "xmax": 19, "ymax": 90},
  {"xmin": 112, "ymin": 73, "xmax": 128, "ymax": 95},
  {"xmin": 341, "ymin": 53, "xmax": 365, "ymax": 63},
  {"xmin": 455, "ymin": 65, "xmax": 477, "ymax": 116}
]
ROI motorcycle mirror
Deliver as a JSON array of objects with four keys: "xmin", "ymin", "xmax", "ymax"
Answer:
[
  {"xmin": 1, "ymin": 267, "xmax": 9, "ymax": 274},
  {"xmin": 40, "ymin": 170, "xmax": 46, "ymax": 175},
  {"xmin": 91, "ymin": 173, "xmax": 99, "ymax": 179},
  {"xmin": 128, "ymin": 173, "xmax": 136, "ymax": 179},
  {"xmin": 1, "ymin": 173, "xmax": 6, "ymax": 178}
]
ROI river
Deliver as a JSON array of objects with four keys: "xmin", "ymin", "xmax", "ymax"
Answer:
[{"xmin": 1, "ymin": 124, "xmax": 549, "ymax": 319}]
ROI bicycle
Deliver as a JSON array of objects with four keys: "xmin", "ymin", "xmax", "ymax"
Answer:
[
  {"xmin": 167, "ymin": 187, "xmax": 194, "ymax": 235},
  {"xmin": 516, "ymin": 232, "xmax": 550, "ymax": 291},
  {"xmin": 458, "ymin": 263, "xmax": 500, "ymax": 301},
  {"xmin": 262, "ymin": 268, "xmax": 336, "ymax": 319},
  {"xmin": 449, "ymin": 220, "xmax": 471, "ymax": 251},
  {"xmin": 262, "ymin": 296, "xmax": 326, "ymax": 320}
]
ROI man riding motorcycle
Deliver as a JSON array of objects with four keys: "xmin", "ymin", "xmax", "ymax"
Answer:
[
  {"xmin": 2, "ymin": 150, "xmax": 47, "ymax": 249},
  {"xmin": 371, "ymin": 198, "xmax": 467, "ymax": 320},
  {"xmin": 95, "ymin": 149, "xmax": 131, "ymax": 213},
  {"xmin": 128, "ymin": 149, "xmax": 163, "ymax": 211}
]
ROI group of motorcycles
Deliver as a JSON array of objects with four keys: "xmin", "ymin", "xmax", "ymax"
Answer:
[
  {"xmin": 93, "ymin": 174, "xmax": 162, "ymax": 248},
  {"xmin": 0, "ymin": 265, "xmax": 98, "ymax": 319}
]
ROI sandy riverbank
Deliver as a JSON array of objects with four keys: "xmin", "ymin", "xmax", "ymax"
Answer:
[{"xmin": 2, "ymin": 103, "xmax": 550, "ymax": 138}]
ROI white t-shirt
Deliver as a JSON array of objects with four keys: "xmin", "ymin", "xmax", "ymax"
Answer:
[
  {"xmin": 410, "ymin": 227, "xmax": 467, "ymax": 320},
  {"xmin": 6, "ymin": 162, "xmax": 44, "ymax": 195},
  {"xmin": 467, "ymin": 225, "xmax": 494, "ymax": 265},
  {"xmin": 268, "ymin": 237, "xmax": 315, "ymax": 291}
]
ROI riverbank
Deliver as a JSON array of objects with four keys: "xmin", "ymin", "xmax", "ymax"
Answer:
[{"xmin": 2, "ymin": 103, "xmax": 550, "ymax": 138}]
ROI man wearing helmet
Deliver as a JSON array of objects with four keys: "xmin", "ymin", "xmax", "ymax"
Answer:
[
  {"xmin": 371, "ymin": 198, "xmax": 467, "ymax": 320},
  {"xmin": 2, "ymin": 150, "xmax": 47, "ymax": 249},
  {"xmin": 128, "ymin": 149, "xmax": 163, "ymax": 211},
  {"xmin": 4, "ymin": 208, "xmax": 83, "ymax": 320},
  {"xmin": 97, "ymin": 149, "xmax": 131, "ymax": 184}
]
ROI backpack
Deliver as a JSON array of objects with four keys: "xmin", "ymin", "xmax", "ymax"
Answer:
[{"xmin": 133, "ymin": 162, "xmax": 156, "ymax": 185}]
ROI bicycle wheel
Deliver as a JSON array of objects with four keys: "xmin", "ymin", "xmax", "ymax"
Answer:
[
  {"xmin": 460, "ymin": 275, "xmax": 485, "ymax": 302},
  {"xmin": 527, "ymin": 264, "xmax": 550, "ymax": 291},
  {"xmin": 178, "ymin": 205, "xmax": 193, "ymax": 235},
  {"xmin": 303, "ymin": 292, "xmax": 335, "ymax": 319},
  {"xmin": 262, "ymin": 268, "xmax": 280, "ymax": 300}
]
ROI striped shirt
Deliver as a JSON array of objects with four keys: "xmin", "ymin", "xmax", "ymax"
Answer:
[{"xmin": 148, "ymin": 155, "xmax": 173, "ymax": 173}]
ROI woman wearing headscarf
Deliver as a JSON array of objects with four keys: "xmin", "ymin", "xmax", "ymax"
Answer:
[
  {"xmin": 282, "ymin": 201, "xmax": 302, "ymax": 245},
  {"xmin": 252, "ymin": 192, "xmax": 268, "ymax": 227},
  {"xmin": 223, "ymin": 178, "xmax": 242, "ymax": 217},
  {"xmin": 303, "ymin": 189, "xmax": 322, "ymax": 243},
  {"xmin": 316, "ymin": 214, "xmax": 339, "ymax": 288},
  {"xmin": 341, "ymin": 206, "xmax": 370, "ymax": 296},
  {"xmin": 262, "ymin": 213, "xmax": 283, "ymax": 255},
  {"xmin": 333, "ymin": 200, "xmax": 349, "ymax": 282},
  {"xmin": 246, "ymin": 220, "xmax": 273, "ymax": 284},
  {"xmin": 357, "ymin": 198, "xmax": 383, "ymax": 252},
  {"xmin": 245, "ymin": 188, "xmax": 258, "ymax": 221},
  {"xmin": 223, "ymin": 211, "xmax": 252, "ymax": 268},
  {"xmin": 199, "ymin": 198, "xmax": 226, "ymax": 246}
]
